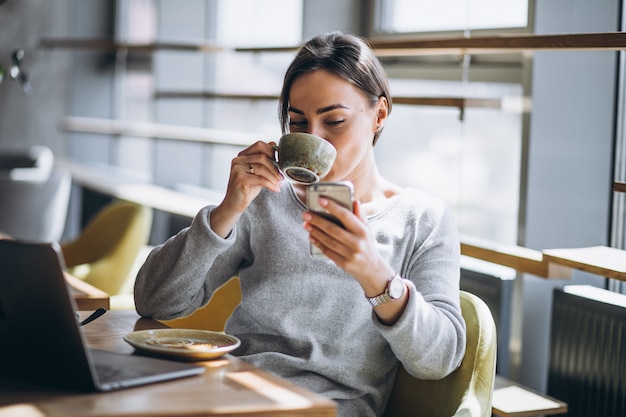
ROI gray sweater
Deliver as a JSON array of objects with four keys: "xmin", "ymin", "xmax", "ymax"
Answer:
[{"xmin": 134, "ymin": 183, "xmax": 466, "ymax": 417}]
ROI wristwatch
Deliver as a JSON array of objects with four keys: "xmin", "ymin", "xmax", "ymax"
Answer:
[{"xmin": 366, "ymin": 274, "xmax": 405, "ymax": 307}]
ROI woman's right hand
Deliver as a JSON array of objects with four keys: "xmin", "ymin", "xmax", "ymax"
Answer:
[{"xmin": 210, "ymin": 141, "xmax": 284, "ymax": 238}]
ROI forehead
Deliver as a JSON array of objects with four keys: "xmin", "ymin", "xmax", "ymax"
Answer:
[{"xmin": 289, "ymin": 69, "xmax": 370, "ymax": 110}]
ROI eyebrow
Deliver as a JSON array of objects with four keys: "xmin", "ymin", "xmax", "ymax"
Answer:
[{"xmin": 288, "ymin": 103, "xmax": 350, "ymax": 115}]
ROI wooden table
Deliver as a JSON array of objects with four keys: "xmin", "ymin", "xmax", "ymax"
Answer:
[{"xmin": 0, "ymin": 310, "xmax": 337, "ymax": 417}]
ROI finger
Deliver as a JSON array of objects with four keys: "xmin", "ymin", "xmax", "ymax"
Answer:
[
  {"xmin": 238, "ymin": 140, "xmax": 278, "ymax": 160},
  {"xmin": 234, "ymin": 151, "xmax": 283, "ymax": 182},
  {"xmin": 226, "ymin": 158, "xmax": 279, "ymax": 203},
  {"xmin": 309, "ymin": 229, "xmax": 358, "ymax": 267},
  {"xmin": 353, "ymin": 199, "xmax": 366, "ymax": 222},
  {"xmin": 306, "ymin": 213, "xmax": 359, "ymax": 258},
  {"xmin": 244, "ymin": 159, "xmax": 283, "ymax": 186},
  {"xmin": 317, "ymin": 197, "xmax": 361, "ymax": 232}
]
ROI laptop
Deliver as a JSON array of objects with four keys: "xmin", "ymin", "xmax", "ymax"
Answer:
[{"xmin": 0, "ymin": 239, "xmax": 205, "ymax": 391}]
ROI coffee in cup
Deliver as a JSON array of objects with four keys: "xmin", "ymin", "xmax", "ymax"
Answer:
[{"xmin": 274, "ymin": 133, "xmax": 336, "ymax": 184}]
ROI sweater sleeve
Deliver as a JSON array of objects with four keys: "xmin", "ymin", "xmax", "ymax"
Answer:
[
  {"xmin": 372, "ymin": 202, "xmax": 466, "ymax": 380},
  {"xmin": 134, "ymin": 205, "xmax": 245, "ymax": 320}
]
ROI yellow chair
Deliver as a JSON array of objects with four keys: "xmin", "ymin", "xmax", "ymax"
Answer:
[
  {"xmin": 162, "ymin": 277, "xmax": 242, "ymax": 331},
  {"xmin": 61, "ymin": 200, "xmax": 153, "ymax": 299},
  {"xmin": 382, "ymin": 290, "xmax": 497, "ymax": 417}
]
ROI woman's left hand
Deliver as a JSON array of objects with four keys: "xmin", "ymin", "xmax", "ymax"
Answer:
[{"xmin": 302, "ymin": 198, "xmax": 395, "ymax": 295}]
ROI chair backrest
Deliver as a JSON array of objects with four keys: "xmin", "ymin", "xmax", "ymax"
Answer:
[
  {"xmin": 61, "ymin": 200, "xmax": 153, "ymax": 296},
  {"xmin": 162, "ymin": 277, "xmax": 242, "ymax": 331},
  {"xmin": 0, "ymin": 167, "xmax": 71, "ymax": 242},
  {"xmin": 0, "ymin": 145, "xmax": 54, "ymax": 181},
  {"xmin": 382, "ymin": 290, "xmax": 497, "ymax": 417}
]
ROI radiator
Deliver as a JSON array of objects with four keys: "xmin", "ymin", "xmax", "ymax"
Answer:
[
  {"xmin": 548, "ymin": 286, "xmax": 626, "ymax": 417},
  {"xmin": 460, "ymin": 256, "xmax": 515, "ymax": 376}
]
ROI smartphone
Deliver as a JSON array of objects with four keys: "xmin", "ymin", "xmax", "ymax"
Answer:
[{"xmin": 305, "ymin": 181, "xmax": 354, "ymax": 259}]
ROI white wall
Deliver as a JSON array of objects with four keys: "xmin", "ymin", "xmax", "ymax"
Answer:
[{"xmin": 0, "ymin": 0, "xmax": 71, "ymax": 155}]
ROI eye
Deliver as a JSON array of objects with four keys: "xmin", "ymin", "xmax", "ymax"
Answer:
[
  {"xmin": 327, "ymin": 119, "xmax": 345, "ymax": 126},
  {"xmin": 289, "ymin": 120, "xmax": 308, "ymax": 132},
  {"xmin": 289, "ymin": 120, "xmax": 307, "ymax": 127}
]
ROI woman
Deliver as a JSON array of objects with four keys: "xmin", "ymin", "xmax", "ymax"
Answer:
[{"xmin": 135, "ymin": 31, "xmax": 466, "ymax": 417}]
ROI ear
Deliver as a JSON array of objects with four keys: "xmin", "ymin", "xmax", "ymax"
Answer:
[{"xmin": 374, "ymin": 96, "xmax": 389, "ymax": 131}]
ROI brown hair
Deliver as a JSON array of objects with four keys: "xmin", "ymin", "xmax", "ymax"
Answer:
[{"xmin": 279, "ymin": 31, "xmax": 392, "ymax": 146}]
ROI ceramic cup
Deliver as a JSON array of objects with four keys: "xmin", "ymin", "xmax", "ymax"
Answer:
[{"xmin": 274, "ymin": 133, "xmax": 336, "ymax": 184}]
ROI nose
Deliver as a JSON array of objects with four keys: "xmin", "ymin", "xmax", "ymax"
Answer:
[{"xmin": 307, "ymin": 122, "xmax": 324, "ymax": 138}]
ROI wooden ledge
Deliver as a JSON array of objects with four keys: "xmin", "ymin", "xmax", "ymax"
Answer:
[
  {"xmin": 493, "ymin": 375, "xmax": 567, "ymax": 417},
  {"xmin": 463, "ymin": 240, "xmax": 626, "ymax": 282},
  {"xmin": 40, "ymin": 38, "xmax": 223, "ymax": 53},
  {"xmin": 59, "ymin": 161, "xmax": 624, "ymax": 282},
  {"xmin": 61, "ymin": 116, "xmax": 258, "ymax": 147},
  {"xmin": 543, "ymin": 246, "xmax": 626, "ymax": 282},
  {"xmin": 65, "ymin": 272, "xmax": 110, "ymax": 310},
  {"xmin": 460, "ymin": 235, "xmax": 571, "ymax": 279},
  {"xmin": 56, "ymin": 159, "xmax": 220, "ymax": 218}
]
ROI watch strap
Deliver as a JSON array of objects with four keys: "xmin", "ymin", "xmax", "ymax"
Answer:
[
  {"xmin": 366, "ymin": 273, "xmax": 400, "ymax": 307},
  {"xmin": 367, "ymin": 291, "xmax": 393, "ymax": 307}
]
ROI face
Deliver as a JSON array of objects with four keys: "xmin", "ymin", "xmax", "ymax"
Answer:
[{"xmin": 287, "ymin": 69, "xmax": 387, "ymax": 182}]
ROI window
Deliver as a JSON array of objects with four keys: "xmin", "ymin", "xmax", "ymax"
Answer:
[
  {"xmin": 379, "ymin": 0, "xmax": 529, "ymax": 33},
  {"xmin": 376, "ymin": 79, "xmax": 523, "ymax": 244},
  {"xmin": 371, "ymin": 0, "xmax": 530, "ymax": 244}
]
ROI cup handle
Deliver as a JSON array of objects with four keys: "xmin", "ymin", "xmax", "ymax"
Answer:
[{"xmin": 271, "ymin": 145, "xmax": 280, "ymax": 169}]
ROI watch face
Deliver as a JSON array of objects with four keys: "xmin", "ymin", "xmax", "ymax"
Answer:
[{"xmin": 388, "ymin": 277, "xmax": 404, "ymax": 299}]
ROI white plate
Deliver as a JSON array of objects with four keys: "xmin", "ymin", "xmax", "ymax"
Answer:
[{"xmin": 124, "ymin": 329, "xmax": 241, "ymax": 360}]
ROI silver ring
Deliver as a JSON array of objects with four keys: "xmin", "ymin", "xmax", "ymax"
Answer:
[{"xmin": 248, "ymin": 164, "xmax": 254, "ymax": 174}]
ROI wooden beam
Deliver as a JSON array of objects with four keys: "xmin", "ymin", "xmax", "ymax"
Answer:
[
  {"xmin": 614, "ymin": 181, "xmax": 626, "ymax": 193},
  {"xmin": 368, "ymin": 32, "xmax": 626, "ymax": 56},
  {"xmin": 392, "ymin": 96, "xmax": 502, "ymax": 110},
  {"xmin": 154, "ymin": 91, "xmax": 503, "ymax": 111},
  {"xmin": 154, "ymin": 91, "xmax": 279, "ymax": 101},
  {"xmin": 235, "ymin": 32, "xmax": 626, "ymax": 56},
  {"xmin": 39, "ymin": 38, "xmax": 223, "ymax": 53},
  {"xmin": 42, "ymin": 32, "xmax": 626, "ymax": 58}
]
